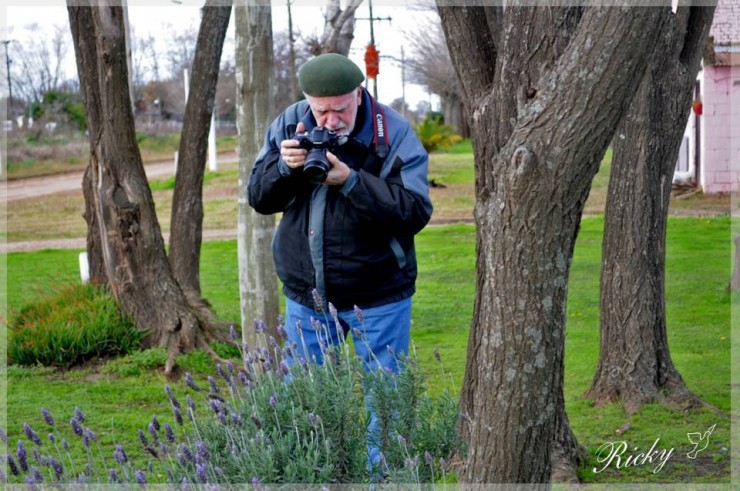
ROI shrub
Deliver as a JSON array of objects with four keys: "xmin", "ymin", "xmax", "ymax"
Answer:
[
  {"xmin": 4, "ymin": 310, "xmax": 465, "ymax": 486},
  {"xmin": 414, "ymin": 115, "xmax": 463, "ymax": 153},
  {"xmin": 8, "ymin": 283, "xmax": 143, "ymax": 368}
]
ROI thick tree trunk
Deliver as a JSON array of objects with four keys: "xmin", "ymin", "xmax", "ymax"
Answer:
[
  {"xmin": 68, "ymin": 2, "xmax": 220, "ymax": 373},
  {"xmin": 235, "ymin": 2, "xmax": 280, "ymax": 346},
  {"xmin": 585, "ymin": 6, "xmax": 715, "ymax": 415},
  {"xmin": 440, "ymin": 4, "xmax": 664, "ymax": 482},
  {"xmin": 169, "ymin": 1, "xmax": 232, "ymax": 306}
]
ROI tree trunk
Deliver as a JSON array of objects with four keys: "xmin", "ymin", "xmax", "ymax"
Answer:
[
  {"xmin": 169, "ymin": 0, "xmax": 232, "ymax": 308},
  {"xmin": 439, "ymin": 4, "xmax": 664, "ymax": 482},
  {"xmin": 308, "ymin": 0, "xmax": 362, "ymax": 56},
  {"xmin": 730, "ymin": 236, "xmax": 740, "ymax": 291},
  {"xmin": 68, "ymin": 1, "xmax": 221, "ymax": 374},
  {"xmin": 585, "ymin": 6, "xmax": 716, "ymax": 415},
  {"xmin": 235, "ymin": 2, "xmax": 280, "ymax": 346}
]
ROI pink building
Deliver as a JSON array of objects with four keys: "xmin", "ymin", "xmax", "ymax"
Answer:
[{"xmin": 675, "ymin": 0, "xmax": 739, "ymax": 194}]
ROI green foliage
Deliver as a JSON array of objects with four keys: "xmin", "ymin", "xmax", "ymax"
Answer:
[
  {"xmin": 30, "ymin": 90, "xmax": 88, "ymax": 131},
  {"xmin": 8, "ymin": 283, "xmax": 143, "ymax": 368},
  {"xmin": 103, "ymin": 348, "xmax": 168, "ymax": 377},
  {"xmin": 3, "ymin": 323, "xmax": 463, "ymax": 486},
  {"xmin": 414, "ymin": 115, "xmax": 462, "ymax": 153}
]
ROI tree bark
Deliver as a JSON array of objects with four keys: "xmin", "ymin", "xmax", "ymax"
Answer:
[
  {"xmin": 169, "ymin": 0, "xmax": 232, "ymax": 307},
  {"xmin": 440, "ymin": 3, "xmax": 664, "ymax": 483},
  {"xmin": 730, "ymin": 236, "xmax": 740, "ymax": 291},
  {"xmin": 585, "ymin": 6, "xmax": 716, "ymax": 415},
  {"xmin": 235, "ymin": 1, "xmax": 280, "ymax": 346},
  {"xmin": 308, "ymin": 0, "xmax": 363, "ymax": 56},
  {"xmin": 68, "ymin": 1, "xmax": 221, "ymax": 374}
]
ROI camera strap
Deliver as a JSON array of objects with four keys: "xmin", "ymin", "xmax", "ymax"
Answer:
[{"xmin": 369, "ymin": 95, "xmax": 389, "ymax": 159}]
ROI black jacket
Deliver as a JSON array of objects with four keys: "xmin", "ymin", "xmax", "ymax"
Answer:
[{"xmin": 248, "ymin": 89, "xmax": 432, "ymax": 311}]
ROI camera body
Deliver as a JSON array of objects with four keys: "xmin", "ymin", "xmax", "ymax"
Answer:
[{"xmin": 293, "ymin": 126, "xmax": 340, "ymax": 184}]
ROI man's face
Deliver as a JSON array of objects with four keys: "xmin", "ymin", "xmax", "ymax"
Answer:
[{"xmin": 305, "ymin": 87, "xmax": 362, "ymax": 136}]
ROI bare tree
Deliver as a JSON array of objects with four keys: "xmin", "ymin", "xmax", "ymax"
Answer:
[
  {"xmin": 306, "ymin": 0, "xmax": 363, "ymax": 55},
  {"xmin": 585, "ymin": 6, "xmax": 716, "ymax": 415},
  {"xmin": 68, "ymin": 1, "xmax": 226, "ymax": 374},
  {"xmin": 438, "ymin": 3, "xmax": 665, "ymax": 482},
  {"xmin": 10, "ymin": 23, "xmax": 71, "ymax": 103},
  {"xmin": 169, "ymin": 1, "xmax": 233, "ymax": 310},
  {"xmin": 404, "ymin": 10, "xmax": 465, "ymax": 132},
  {"xmin": 235, "ymin": 1, "xmax": 280, "ymax": 346}
]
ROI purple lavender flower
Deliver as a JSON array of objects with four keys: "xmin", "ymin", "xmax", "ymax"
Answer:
[
  {"xmin": 278, "ymin": 360, "xmax": 290, "ymax": 378},
  {"xmin": 164, "ymin": 423, "xmax": 176, "ymax": 443},
  {"xmin": 113, "ymin": 444, "xmax": 128, "ymax": 465},
  {"xmin": 148, "ymin": 423, "xmax": 158, "ymax": 441},
  {"xmin": 47, "ymin": 433, "xmax": 55, "ymax": 444},
  {"xmin": 187, "ymin": 394, "xmax": 196, "ymax": 413},
  {"xmin": 262, "ymin": 360, "xmax": 272, "ymax": 372},
  {"xmin": 23, "ymin": 423, "xmax": 42, "ymax": 446},
  {"xmin": 165, "ymin": 385, "xmax": 180, "ymax": 408},
  {"xmin": 159, "ymin": 442, "xmax": 169, "ymax": 454},
  {"xmin": 276, "ymin": 323, "xmax": 288, "ymax": 340},
  {"xmin": 251, "ymin": 476, "xmax": 261, "ymax": 487},
  {"xmin": 440, "ymin": 457, "xmax": 448, "ymax": 470},
  {"xmin": 135, "ymin": 469, "xmax": 147, "ymax": 486},
  {"xmin": 353, "ymin": 305, "xmax": 364, "ymax": 323},
  {"xmin": 70, "ymin": 418, "xmax": 83, "ymax": 437},
  {"xmin": 397, "ymin": 434, "xmax": 407, "ymax": 446},
  {"xmin": 109, "ymin": 468, "xmax": 120, "ymax": 483},
  {"xmin": 238, "ymin": 371, "xmax": 250, "ymax": 386},
  {"xmin": 384, "ymin": 366, "xmax": 394, "ymax": 374},
  {"xmin": 310, "ymin": 317, "xmax": 322, "ymax": 332},
  {"xmin": 229, "ymin": 324, "xmax": 239, "ymax": 341},
  {"xmin": 231, "ymin": 413, "xmax": 243, "ymax": 427},
  {"xmin": 269, "ymin": 335, "xmax": 279, "ymax": 350},
  {"xmin": 269, "ymin": 393, "xmax": 278, "ymax": 408},
  {"xmin": 308, "ymin": 413, "xmax": 320, "ymax": 427},
  {"xmin": 434, "ymin": 348, "xmax": 442, "ymax": 362},
  {"xmin": 40, "ymin": 408, "xmax": 55, "ymax": 426},
  {"xmin": 185, "ymin": 372, "xmax": 201, "ymax": 392},
  {"xmin": 226, "ymin": 360, "xmax": 234, "ymax": 374},
  {"xmin": 208, "ymin": 376, "xmax": 220, "ymax": 394},
  {"xmin": 173, "ymin": 406, "xmax": 184, "ymax": 426},
  {"xmin": 17, "ymin": 440, "xmax": 29, "ymax": 471},
  {"xmin": 311, "ymin": 288, "xmax": 324, "ymax": 312},
  {"xmin": 253, "ymin": 320, "xmax": 267, "ymax": 334},
  {"xmin": 216, "ymin": 363, "xmax": 227, "ymax": 380},
  {"xmin": 49, "ymin": 456, "xmax": 63, "ymax": 480},
  {"xmin": 0, "ymin": 428, "xmax": 6, "ymax": 444},
  {"xmin": 85, "ymin": 427, "xmax": 97, "ymax": 442},
  {"xmin": 31, "ymin": 448, "xmax": 45, "ymax": 465},
  {"xmin": 195, "ymin": 441, "xmax": 210, "ymax": 461},
  {"xmin": 424, "ymin": 450, "xmax": 433, "ymax": 465},
  {"xmin": 82, "ymin": 433, "xmax": 91, "ymax": 449},
  {"xmin": 181, "ymin": 476, "xmax": 190, "ymax": 490},
  {"xmin": 196, "ymin": 463, "xmax": 208, "ymax": 484},
  {"xmin": 73, "ymin": 407, "xmax": 85, "ymax": 424},
  {"xmin": 242, "ymin": 341, "xmax": 250, "ymax": 354},
  {"xmin": 178, "ymin": 444, "xmax": 195, "ymax": 465},
  {"xmin": 138, "ymin": 429, "xmax": 149, "ymax": 448},
  {"xmin": 295, "ymin": 320, "xmax": 303, "ymax": 334},
  {"xmin": 62, "ymin": 439, "xmax": 69, "ymax": 451},
  {"xmin": 6, "ymin": 454, "xmax": 19, "ymax": 476},
  {"xmin": 24, "ymin": 474, "xmax": 39, "ymax": 491}
]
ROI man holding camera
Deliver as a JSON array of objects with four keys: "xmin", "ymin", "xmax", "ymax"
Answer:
[{"xmin": 248, "ymin": 53, "xmax": 432, "ymax": 378}]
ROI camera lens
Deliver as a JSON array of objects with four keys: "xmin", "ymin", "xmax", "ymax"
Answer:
[{"xmin": 303, "ymin": 149, "xmax": 331, "ymax": 183}]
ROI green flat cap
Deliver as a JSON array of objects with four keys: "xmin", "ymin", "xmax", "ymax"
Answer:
[{"xmin": 298, "ymin": 53, "xmax": 365, "ymax": 97}]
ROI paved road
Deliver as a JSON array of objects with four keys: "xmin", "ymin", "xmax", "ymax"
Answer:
[{"xmin": 0, "ymin": 151, "xmax": 238, "ymax": 202}]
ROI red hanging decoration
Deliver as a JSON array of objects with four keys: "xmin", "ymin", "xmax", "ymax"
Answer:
[
  {"xmin": 365, "ymin": 44, "xmax": 379, "ymax": 79},
  {"xmin": 692, "ymin": 100, "xmax": 703, "ymax": 116}
]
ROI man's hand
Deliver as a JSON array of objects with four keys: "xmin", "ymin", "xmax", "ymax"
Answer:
[
  {"xmin": 281, "ymin": 122, "xmax": 308, "ymax": 169},
  {"xmin": 324, "ymin": 151, "xmax": 351, "ymax": 186}
]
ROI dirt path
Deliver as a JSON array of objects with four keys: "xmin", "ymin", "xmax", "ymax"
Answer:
[{"xmin": 0, "ymin": 151, "xmax": 238, "ymax": 202}]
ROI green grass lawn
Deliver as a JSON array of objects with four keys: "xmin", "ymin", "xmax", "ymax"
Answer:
[{"xmin": 2, "ymin": 215, "xmax": 732, "ymax": 484}]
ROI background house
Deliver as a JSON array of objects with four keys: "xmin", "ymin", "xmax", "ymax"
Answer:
[{"xmin": 675, "ymin": 0, "xmax": 739, "ymax": 194}]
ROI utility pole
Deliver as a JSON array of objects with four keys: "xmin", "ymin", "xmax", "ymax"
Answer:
[
  {"xmin": 356, "ymin": 0, "xmax": 390, "ymax": 100},
  {"xmin": 2, "ymin": 39, "xmax": 14, "ymax": 116},
  {"xmin": 287, "ymin": 0, "xmax": 298, "ymax": 102}
]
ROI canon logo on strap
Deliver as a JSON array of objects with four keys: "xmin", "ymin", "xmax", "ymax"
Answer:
[{"xmin": 376, "ymin": 113, "xmax": 384, "ymax": 139}]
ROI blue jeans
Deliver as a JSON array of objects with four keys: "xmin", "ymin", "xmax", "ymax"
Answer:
[{"xmin": 284, "ymin": 296, "xmax": 412, "ymax": 473}]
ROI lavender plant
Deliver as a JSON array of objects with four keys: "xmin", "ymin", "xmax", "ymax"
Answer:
[{"xmin": 2, "ymin": 308, "xmax": 464, "ymax": 486}]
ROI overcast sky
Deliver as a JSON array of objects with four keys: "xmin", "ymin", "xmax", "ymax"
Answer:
[{"xmin": 1, "ymin": 1, "xmax": 436, "ymax": 111}]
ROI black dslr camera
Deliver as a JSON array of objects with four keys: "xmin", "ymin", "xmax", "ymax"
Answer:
[{"xmin": 293, "ymin": 126, "xmax": 340, "ymax": 184}]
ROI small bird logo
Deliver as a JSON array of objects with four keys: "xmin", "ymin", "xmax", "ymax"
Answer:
[{"xmin": 686, "ymin": 423, "xmax": 716, "ymax": 460}]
